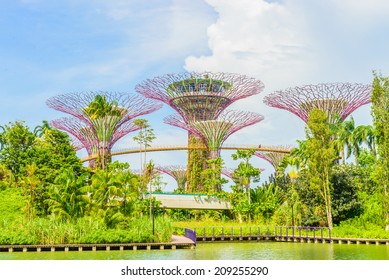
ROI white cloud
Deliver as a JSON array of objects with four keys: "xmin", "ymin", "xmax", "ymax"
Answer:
[{"xmin": 185, "ymin": 0, "xmax": 315, "ymax": 85}]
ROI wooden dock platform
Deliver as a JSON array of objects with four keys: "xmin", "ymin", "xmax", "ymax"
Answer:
[{"xmin": 0, "ymin": 235, "xmax": 195, "ymax": 253}]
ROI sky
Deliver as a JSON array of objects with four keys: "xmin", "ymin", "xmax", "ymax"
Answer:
[{"xmin": 1, "ymin": 0, "xmax": 389, "ymax": 191}]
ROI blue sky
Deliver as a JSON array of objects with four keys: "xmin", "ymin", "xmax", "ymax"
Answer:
[{"xmin": 1, "ymin": 0, "xmax": 389, "ymax": 191}]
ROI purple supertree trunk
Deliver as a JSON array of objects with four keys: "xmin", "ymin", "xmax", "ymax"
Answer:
[{"xmin": 263, "ymin": 83, "xmax": 372, "ymax": 123}]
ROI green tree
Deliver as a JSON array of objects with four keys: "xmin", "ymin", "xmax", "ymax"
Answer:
[
  {"xmin": 133, "ymin": 119, "xmax": 156, "ymax": 190},
  {"xmin": 371, "ymin": 72, "xmax": 389, "ymax": 230},
  {"xmin": 20, "ymin": 163, "xmax": 40, "ymax": 220},
  {"xmin": 0, "ymin": 121, "xmax": 36, "ymax": 179},
  {"xmin": 45, "ymin": 168, "xmax": 89, "ymax": 220},
  {"xmin": 330, "ymin": 165, "xmax": 363, "ymax": 224},
  {"xmin": 305, "ymin": 109, "xmax": 337, "ymax": 229},
  {"xmin": 201, "ymin": 157, "xmax": 228, "ymax": 193},
  {"xmin": 231, "ymin": 150, "xmax": 261, "ymax": 221}
]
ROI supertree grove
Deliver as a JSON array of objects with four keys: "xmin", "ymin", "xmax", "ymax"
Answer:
[
  {"xmin": 263, "ymin": 83, "xmax": 371, "ymax": 124},
  {"xmin": 155, "ymin": 165, "xmax": 187, "ymax": 192},
  {"xmin": 136, "ymin": 72, "xmax": 265, "ymax": 192},
  {"xmin": 47, "ymin": 92, "xmax": 162, "ymax": 169}
]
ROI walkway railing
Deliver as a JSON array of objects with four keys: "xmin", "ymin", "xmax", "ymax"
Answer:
[{"xmin": 191, "ymin": 226, "xmax": 331, "ymax": 242}]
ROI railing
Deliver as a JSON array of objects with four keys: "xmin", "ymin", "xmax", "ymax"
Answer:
[
  {"xmin": 191, "ymin": 226, "xmax": 331, "ymax": 242},
  {"xmin": 275, "ymin": 226, "xmax": 331, "ymax": 241}
]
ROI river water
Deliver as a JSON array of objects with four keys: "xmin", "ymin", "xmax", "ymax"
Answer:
[{"xmin": 1, "ymin": 241, "xmax": 388, "ymax": 260}]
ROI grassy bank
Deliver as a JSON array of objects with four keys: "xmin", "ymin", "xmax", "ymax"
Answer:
[
  {"xmin": 0, "ymin": 186, "xmax": 173, "ymax": 245},
  {"xmin": 0, "ymin": 216, "xmax": 173, "ymax": 245}
]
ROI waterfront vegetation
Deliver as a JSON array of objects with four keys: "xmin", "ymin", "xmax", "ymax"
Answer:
[{"xmin": 1, "ymin": 74, "xmax": 389, "ymax": 245}]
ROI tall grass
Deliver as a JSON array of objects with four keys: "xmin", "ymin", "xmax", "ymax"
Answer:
[{"xmin": 0, "ymin": 216, "xmax": 173, "ymax": 245}]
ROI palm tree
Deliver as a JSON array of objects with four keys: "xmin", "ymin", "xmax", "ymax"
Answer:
[
  {"xmin": 90, "ymin": 169, "xmax": 123, "ymax": 211},
  {"xmin": 45, "ymin": 168, "xmax": 89, "ymax": 220},
  {"xmin": 353, "ymin": 124, "xmax": 376, "ymax": 157},
  {"xmin": 331, "ymin": 116, "xmax": 355, "ymax": 165},
  {"xmin": 132, "ymin": 119, "xmax": 156, "ymax": 190},
  {"xmin": 83, "ymin": 95, "xmax": 122, "ymax": 169}
]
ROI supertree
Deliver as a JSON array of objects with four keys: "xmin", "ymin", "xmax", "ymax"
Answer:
[
  {"xmin": 136, "ymin": 72, "xmax": 264, "ymax": 122},
  {"xmin": 263, "ymin": 83, "xmax": 371, "ymax": 124},
  {"xmin": 165, "ymin": 110, "xmax": 263, "ymax": 193},
  {"xmin": 165, "ymin": 110, "xmax": 264, "ymax": 159},
  {"xmin": 136, "ymin": 72, "xmax": 265, "ymax": 192},
  {"xmin": 254, "ymin": 145, "xmax": 293, "ymax": 171},
  {"xmin": 155, "ymin": 165, "xmax": 187, "ymax": 192},
  {"xmin": 47, "ymin": 92, "xmax": 162, "ymax": 169},
  {"xmin": 51, "ymin": 117, "xmax": 140, "ymax": 167}
]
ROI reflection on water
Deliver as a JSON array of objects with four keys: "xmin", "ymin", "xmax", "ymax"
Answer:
[{"xmin": 1, "ymin": 241, "xmax": 389, "ymax": 260}]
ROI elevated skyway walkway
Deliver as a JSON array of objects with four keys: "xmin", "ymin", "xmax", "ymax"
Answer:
[{"xmin": 80, "ymin": 144, "xmax": 291, "ymax": 162}]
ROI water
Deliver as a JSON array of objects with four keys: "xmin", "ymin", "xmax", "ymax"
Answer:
[{"xmin": 1, "ymin": 241, "xmax": 388, "ymax": 260}]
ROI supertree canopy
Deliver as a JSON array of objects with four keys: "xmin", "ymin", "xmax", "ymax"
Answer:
[
  {"xmin": 135, "ymin": 72, "xmax": 265, "ymax": 122},
  {"xmin": 155, "ymin": 165, "xmax": 187, "ymax": 192},
  {"xmin": 165, "ymin": 110, "xmax": 264, "ymax": 159},
  {"xmin": 254, "ymin": 145, "xmax": 293, "ymax": 170},
  {"xmin": 51, "ymin": 116, "xmax": 140, "ymax": 162},
  {"xmin": 47, "ymin": 92, "xmax": 162, "ymax": 169},
  {"xmin": 263, "ymin": 83, "xmax": 371, "ymax": 123}
]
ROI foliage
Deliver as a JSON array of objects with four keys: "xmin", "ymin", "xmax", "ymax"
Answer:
[
  {"xmin": 186, "ymin": 135, "xmax": 207, "ymax": 192},
  {"xmin": 330, "ymin": 165, "xmax": 363, "ymax": 224},
  {"xmin": 371, "ymin": 72, "xmax": 389, "ymax": 230},
  {"xmin": 0, "ymin": 216, "xmax": 173, "ymax": 245},
  {"xmin": 201, "ymin": 157, "xmax": 228, "ymax": 193},
  {"xmin": 305, "ymin": 109, "xmax": 337, "ymax": 229},
  {"xmin": 251, "ymin": 184, "xmax": 285, "ymax": 222},
  {"xmin": 45, "ymin": 168, "xmax": 90, "ymax": 221},
  {"xmin": 0, "ymin": 121, "xmax": 36, "ymax": 178}
]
